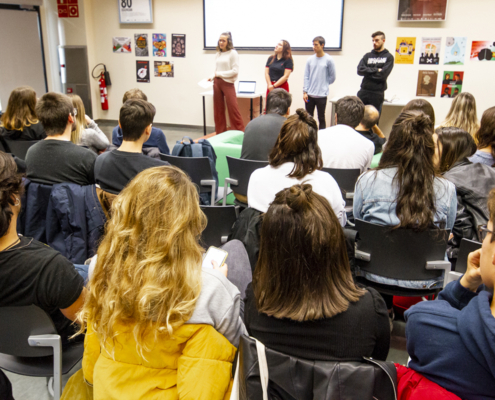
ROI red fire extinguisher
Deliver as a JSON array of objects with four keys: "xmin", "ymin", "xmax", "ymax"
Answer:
[{"xmin": 99, "ymin": 72, "xmax": 109, "ymax": 111}]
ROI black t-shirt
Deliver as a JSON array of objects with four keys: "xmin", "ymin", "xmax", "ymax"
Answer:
[
  {"xmin": 0, "ymin": 122, "xmax": 46, "ymax": 141},
  {"xmin": 266, "ymin": 56, "xmax": 294, "ymax": 82},
  {"xmin": 95, "ymin": 149, "xmax": 169, "ymax": 194},
  {"xmin": 26, "ymin": 140, "xmax": 97, "ymax": 186},
  {"xmin": 244, "ymin": 284, "xmax": 390, "ymax": 361},
  {"xmin": 355, "ymin": 129, "xmax": 387, "ymax": 155},
  {"xmin": 0, "ymin": 236, "xmax": 84, "ymax": 344}
]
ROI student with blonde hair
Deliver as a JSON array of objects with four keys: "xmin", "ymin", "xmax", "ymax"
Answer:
[
  {"xmin": 437, "ymin": 92, "xmax": 479, "ymax": 137},
  {"xmin": 68, "ymin": 94, "xmax": 109, "ymax": 153},
  {"xmin": 63, "ymin": 166, "xmax": 249, "ymax": 400}
]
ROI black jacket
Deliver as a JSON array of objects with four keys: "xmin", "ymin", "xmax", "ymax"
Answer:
[
  {"xmin": 444, "ymin": 159, "xmax": 495, "ymax": 257},
  {"xmin": 357, "ymin": 49, "xmax": 394, "ymax": 92},
  {"xmin": 0, "ymin": 122, "xmax": 46, "ymax": 141}
]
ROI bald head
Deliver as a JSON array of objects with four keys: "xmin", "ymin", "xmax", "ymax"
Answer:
[{"xmin": 359, "ymin": 105, "xmax": 380, "ymax": 130}]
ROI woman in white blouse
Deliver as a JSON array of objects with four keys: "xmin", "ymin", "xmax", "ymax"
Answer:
[
  {"xmin": 248, "ymin": 108, "xmax": 346, "ymax": 226},
  {"xmin": 208, "ymin": 32, "xmax": 245, "ymax": 134}
]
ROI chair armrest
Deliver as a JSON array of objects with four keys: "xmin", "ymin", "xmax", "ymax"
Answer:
[
  {"xmin": 355, "ymin": 249, "xmax": 371, "ymax": 262},
  {"xmin": 200, "ymin": 179, "xmax": 217, "ymax": 206},
  {"xmin": 446, "ymin": 271, "xmax": 463, "ymax": 286},
  {"xmin": 425, "ymin": 260, "xmax": 451, "ymax": 288},
  {"xmin": 345, "ymin": 192, "xmax": 354, "ymax": 200},
  {"xmin": 28, "ymin": 334, "xmax": 62, "ymax": 400},
  {"xmin": 223, "ymin": 178, "xmax": 238, "ymax": 206}
]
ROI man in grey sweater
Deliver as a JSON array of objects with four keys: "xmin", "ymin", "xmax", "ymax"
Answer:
[{"xmin": 241, "ymin": 89, "xmax": 292, "ymax": 161}]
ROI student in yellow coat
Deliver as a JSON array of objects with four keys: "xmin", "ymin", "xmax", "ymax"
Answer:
[{"xmin": 62, "ymin": 166, "xmax": 247, "ymax": 400}]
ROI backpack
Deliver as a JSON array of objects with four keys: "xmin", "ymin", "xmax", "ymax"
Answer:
[{"xmin": 172, "ymin": 136, "xmax": 219, "ymax": 205}]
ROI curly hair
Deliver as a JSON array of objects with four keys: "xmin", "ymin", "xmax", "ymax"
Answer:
[{"xmin": 0, "ymin": 152, "xmax": 24, "ymax": 237}]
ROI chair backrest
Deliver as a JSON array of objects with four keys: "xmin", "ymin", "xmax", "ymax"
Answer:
[
  {"xmin": 226, "ymin": 156, "xmax": 269, "ymax": 197},
  {"xmin": 200, "ymin": 205, "xmax": 238, "ymax": 248},
  {"xmin": 160, "ymin": 153, "xmax": 213, "ymax": 193},
  {"xmin": 0, "ymin": 139, "xmax": 6, "ymax": 153},
  {"xmin": 455, "ymin": 238, "xmax": 482, "ymax": 274},
  {"xmin": 3, "ymin": 139, "xmax": 39, "ymax": 160},
  {"xmin": 322, "ymin": 167, "xmax": 361, "ymax": 195},
  {"xmin": 0, "ymin": 305, "xmax": 56, "ymax": 357},
  {"xmin": 355, "ymin": 219, "xmax": 450, "ymax": 281}
]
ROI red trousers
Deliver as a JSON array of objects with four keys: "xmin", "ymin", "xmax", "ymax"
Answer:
[
  {"xmin": 266, "ymin": 81, "xmax": 289, "ymax": 99},
  {"xmin": 213, "ymin": 78, "xmax": 245, "ymax": 133}
]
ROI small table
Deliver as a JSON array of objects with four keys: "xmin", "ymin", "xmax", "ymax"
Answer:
[{"xmin": 200, "ymin": 90, "xmax": 264, "ymax": 136}]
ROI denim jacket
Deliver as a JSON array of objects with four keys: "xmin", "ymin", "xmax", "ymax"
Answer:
[{"xmin": 353, "ymin": 167, "xmax": 457, "ymax": 289}]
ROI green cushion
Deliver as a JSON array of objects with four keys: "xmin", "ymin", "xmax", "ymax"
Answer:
[{"xmin": 371, "ymin": 152, "xmax": 382, "ymax": 169}]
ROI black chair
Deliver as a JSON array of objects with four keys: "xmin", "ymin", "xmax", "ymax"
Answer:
[
  {"xmin": 225, "ymin": 157, "xmax": 269, "ymax": 205},
  {"xmin": 322, "ymin": 167, "xmax": 361, "ymax": 202},
  {"xmin": 0, "ymin": 305, "xmax": 84, "ymax": 400},
  {"xmin": 160, "ymin": 153, "xmax": 227, "ymax": 205},
  {"xmin": 3, "ymin": 139, "xmax": 39, "ymax": 160},
  {"xmin": 0, "ymin": 139, "xmax": 6, "ymax": 153},
  {"xmin": 455, "ymin": 238, "xmax": 482, "ymax": 274},
  {"xmin": 354, "ymin": 219, "xmax": 457, "ymax": 297},
  {"xmin": 200, "ymin": 205, "xmax": 238, "ymax": 248}
]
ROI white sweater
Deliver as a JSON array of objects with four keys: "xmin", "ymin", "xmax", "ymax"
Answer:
[
  {"xmin": 213, "ymin": 49, "xmax": 239, "ymax": 83},
  {"xmin": 247, "ymin": 162, "xmax": 347, "ymax": 226}
]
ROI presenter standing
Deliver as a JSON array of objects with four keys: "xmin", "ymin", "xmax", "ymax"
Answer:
[
  {"xmin": 265, "ymin": 40, "xmax": 294, "ymax": 96},
  {"xmin": 209, "ymin": 32, "xmax": 245, "ymax": 134},
  {"xmin": 357, "ymin": 31, "xmax": 394, "ymax": 115},
  {"xmin": 303, "ymin": 36, "xmax": 336, "ymax": 130}
]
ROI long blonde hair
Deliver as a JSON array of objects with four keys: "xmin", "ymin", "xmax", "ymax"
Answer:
[
  {"xmin": 77, "ymin": 166, "xmax": 206, "ymax": 354},
  {"xmin": 1, "ymin": 86, "xmax": 38, "ymax": 131},
  {"xmin": 438, "ymin": 92, "xmax": 480, "ymax": 137},
  {"xmin": 67, "ymin": 94, "xmax": 87, "ymax": 144}
]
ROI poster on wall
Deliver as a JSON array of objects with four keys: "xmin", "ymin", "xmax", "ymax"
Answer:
[
  {"xmin": 134, "ymin": 34, "xmax": 149, "ymax": 56},
  {"xmin": 416, "ymin": 70, "xmax": 438, "ymax": 97},
  {"xmin": 395, "ymin": 37, "xmax": 416, "ymax": 64},
  {"xmin": 119, "ymin": 0, "xmax": 153, "ymax": 24},
  {"xmin": 441, "ymin": 71, "xmax": 464, "ymax": 98},
  {"xmin": 419, "ymin": 37, "xmax": 441, "ymax": 65},
  {"xmin": 154, "ymin": 61, "xmax": 174, "ymax": 77},
  {"xmin": 113, "ymin": 37, "xmax": 131, "ymax": 53},
  {"xmin": 444, "ymin": 37, "xmax": 467, "ymax": 65},
  {"xmin": 398, "ymin": 0, "xmax": 448, "ymax": 21},
  {"xmin": 172, "ymin": 34, "xmax": 186, "ymax": 57},
  {"xmin": 470, "ymin": 41, "xmax": 495, "ymax": 61},
  {"xmin": 152, "ymin": 34, "xmax": 167, "ymax": 57},
  {"xmin": 136, "ymin": 60, "xmax": 150, "ymax": 83}
]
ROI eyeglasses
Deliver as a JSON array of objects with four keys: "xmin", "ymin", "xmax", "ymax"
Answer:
[
  {"xmin": 479, "ymin": 225, "xmax": 493, "ymax": 241},
  {"xmin": 73, "ymin": 108, "xmax": 78, "ymax": 117}
]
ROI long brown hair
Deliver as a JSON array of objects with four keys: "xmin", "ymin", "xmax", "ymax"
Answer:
[
  {"xmin": 435, "ymin": 127, "xmax": 477, "ymax": 173},
  {"xmin": 269, "ymin": 108, "xmax": 322, "ymax": 179},
  {"xmin": 474, "ymin": 106, "xmax": 495, "ymax": 167},
  {"xmin": 1, "ymin": 86, "xmax": 38, "ymax": 131},
  {"xmin": 403, "ymin": 99, "xmax": 435, "ymax": 126},
  {"xmin": 438, "ymin": 92, "xmax": 479, "ymax": 137},
  {"xmin": 268, "ymin": 40, "xmax": 294, "ymax": 70},
  {"xmin": 254, "ymin": 184, "xmax": 364, "ymax": 321},
  {"xmin": 0, "ymin": 152, "xmax": 24, "ymax": 238},
  {"xmin": 378, "ymin": 110, "xmax": 438, "ymax": 231}
]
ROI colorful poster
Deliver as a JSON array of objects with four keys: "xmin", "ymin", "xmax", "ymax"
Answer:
[
  {"xmin": 134, "ymin": 34, "xmax": 149, "ymax": 57},
  {"xmin": 154, "ymin": 61, "xmax": 174, "ymax": 77},
  {"xmin": 113, "ymin": 37, "xmax": 131, "ymax": 53},
  {"xmin": 441, "ymin": 71, "xmax": 464, "ymax": 98},
  {"xmin": 152, "ymin": 34, "xmax": 167, "ymax": 57},
  {"xmin": 419, "ymin": 37, "xmax": 441, "ymax": 65},
  {"xmin": 398, "ymin": 0, "xmax": 448, "ymax": 21},
  {"xmin": 172, "ymin": 34, "xmax": 186, "ymax": 57},
  {"xmin": 470, "ymin": 41, "xmax": 495, "ymax": 61},
  {"xmin": 444, "ymin": 37, "xmax": 467, "ymax": 65},
  {"xmin": 136, "ymin": 60, "xmax": 150, "ymax": 83},
  {"xmin": 416, "ymin": 70, "xmax": 438, "ymax": 97},
  {"xmin": 395, "ymin": 37, "xmax": 416, "ymax": 64}
]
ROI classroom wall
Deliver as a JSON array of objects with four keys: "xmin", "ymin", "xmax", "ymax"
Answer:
[{"xmin": 43, "ymin": 0, "xmax": 495, "ymax": 130}]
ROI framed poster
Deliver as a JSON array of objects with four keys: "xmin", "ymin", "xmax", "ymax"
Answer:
[
  {"xmin": 395, "ymin": 37, "xmax": 416, "ymax": 64},
  {"xmin": 119, "ymin": 0, "xmax": 153, "ymax": 24},
  {"xmin": 416, "ymin": 70, "xmax": 438, "ymax": 97},
  {"xmin": 172, "ymin": 34, "xmax": 186, "ymax": 57},
  {"xmin": 441, "ymin": 71, "xmax": 463, "ymax": 98},
  {"xmin": 444, "ymin": 37, "xmax": 467, "ymax": 65},
  {"xmin": 136, "ymin": 60, "xmax": 150, "ymax": 83},
  {"xmin": 398, "ymin": 0, "xmax": 448, "ymax": 21}
]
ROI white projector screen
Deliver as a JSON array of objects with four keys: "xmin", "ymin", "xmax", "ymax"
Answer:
[{"xmin": 203, "ymin": 0, "xmax": 345, "ymax": 51}]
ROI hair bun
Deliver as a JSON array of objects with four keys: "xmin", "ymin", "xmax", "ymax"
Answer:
[
  {"xmin": 286, "ymin": 183, "xmax": 312, "ymax": 212},
  {"xmin": 410, "ymin": 111, "xmax": 433, "ymax": 132},
  {"xmin": 296, "ymin": 108, "xmax": 309, "ymax": 122}
]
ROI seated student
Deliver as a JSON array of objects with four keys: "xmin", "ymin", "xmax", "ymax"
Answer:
[
  {"xmin": 354, "ymin": 104, "xmax": 387, "ymax": 155},
  {"xmin": 244, "ymin": 184, "xmax": 390, "ymax": 360},
  {"xmin": 248, "ymin": 108, "xmax": 346, "ymax": 226},
  {"xmin": 0, "ymin": 86, "xmax": 46, "ymax": 142},
  {"xmin": 112, "ymin": 88, "xmax": 170, "ymax": 155},
  {"xmin": 0, "ymin": 151, "xmax": 87, "ymax": 345},
  {"xmin": 405, "ymin": 188, "xmax": 495, "ymax": 400},
  {"xmin": 469, "ymin": 106, "xmax": 495, "ymax": 167},
  {"xmin": 67, "ymin": 166, "xmax": 247, "ymax": 399},
  {"xmin": 25, "ymin": 92, "xmax": 96, "ymax": 186},
  {"xmin": 95, "ymin": 99, "xmax": 169, "ymax": 194},
  {"xmin": 354, "ymin": 111, "xmax": 456, "ymax": 314},
  {"xmin": 402, "ymin": 98, "xmax": 436, "ymax": 126},
  {"xmin": 435, "ymin": 127, "xmax": 495, "ymax": 259},
  {"xmin": 437, "ymin": 92, "xmax": 479, "ymax": 138},
  {"xmin": 318, "ymin": 96, "xmax": 374, "ymax": 173},
  {"xmin": 241, "ymin": 88, "xmax": 292, "ymax": 161}
]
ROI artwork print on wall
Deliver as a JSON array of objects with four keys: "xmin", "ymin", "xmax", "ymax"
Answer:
[
  {"xmin": 153, "ymin": 34, "xmax": 167, "ymax": 57},
  {"xmin": 134, "ymin": 33, "xmax": 149, "ymax": 56},
  {"xmin": 416, "ymin": 70, "xmax": 438, "ymax": 97},
  {"xmin": 172, "ymin": 34, "xmax": 186, "ymax": 57},
  {"xmin": 444, "ymin": 37, "xmax": 467, "ymax": 65},
  {"xmin": 470, "ymin": 41, "xmax": 495, "ymax": 61},
  {"xmin": 154, "ymin": 61, "xmax": 174, "ymax": 77},
  {"xmin": 441, "ymin": 71, "xmax": 464, "ymax": 98},
  {"xmin": 395, "ymin": 37, "xmax": 416, "ymax": 64},
  {"xmin": 419, "ymin": 37, "xmax": 441, "ymax": 65},
  {"xmin": 113, "ymin": 37, "xmax": 131, "ymax": 53},
  {"xmin": 136, "ymin": 60, "xmax": 150, "ymax": 83}
]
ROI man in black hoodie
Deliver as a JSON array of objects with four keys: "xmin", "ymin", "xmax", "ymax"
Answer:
[{"xmin": 357, "ymin": 31, "xmax": 394, "ymax": 116}]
